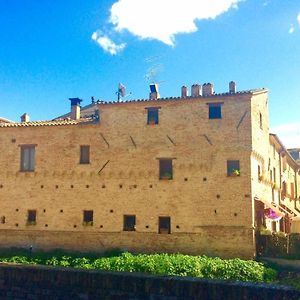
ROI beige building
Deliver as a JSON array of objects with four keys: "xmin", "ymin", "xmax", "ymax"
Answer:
[{"xmin": 0, "ymin": 82, "xmax": 299, "ymax": 259}]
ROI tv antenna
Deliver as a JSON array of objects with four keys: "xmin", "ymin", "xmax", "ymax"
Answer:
[
  {"xmin": 144, "ymin": 55, "xmax": 164, "ymax": 84},
  {"xmin": 116, "ymin": 83, "xmax": 132, "ymax": 102}
]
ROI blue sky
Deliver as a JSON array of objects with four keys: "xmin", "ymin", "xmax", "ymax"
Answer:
[{"xmin": 0, "ymin": 0, "xmax": 299, "ymax": 147}]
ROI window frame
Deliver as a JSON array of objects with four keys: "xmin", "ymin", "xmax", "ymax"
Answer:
[
  {"xmin": 80, "ymin": 145, "xmax": 90, "ymax": 164},
  {"xmin": 123, "ymin": 215, "xmax": 136, "ymax": 231},
  {"xmin": 207, "ymin": 102, "xmax": 223, "ymax": 119},
  {"xmin": 83, "ymin": 210, "xmax": 93, "ymax": 226},
  {"xmin": 227, "ymin": 160, "xmax": 240, "ymax": 177},
  {"xmin": 146, "ymin": 107, "xmax": 160, "ymax": 125},
  {"xmin": 159, "ymin": 158, "xmax": 173, "ymax": 180},
  {"xmin": 20, "ymin": 145, "xmax": 36, "ymax": 172},
  {"xmin": 27, "ymin": 209, "xmax": 37, "ymax": 225},
  {"xmin": 159, "ymin": 216, "xmax": 171, "ymax": 234}
]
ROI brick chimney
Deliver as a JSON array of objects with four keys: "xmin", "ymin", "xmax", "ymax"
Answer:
[
  {"xmin": 191, "ymin": 84, "xmax": 202, "ymax": 97},
  {"xmin": 149, "ymin": 83, "xmax": 160, "ymax": 100},
  {"xmin": 229, "ymin": 81, "xmax": 236, "ymax": 93},
  {"xmin": 69, "ymin": 98, "xmax": 82, "ymax": 120},
  {"xmin": 20, "ymin": 113, "xmax": 30, "ymax": 123},
  {"xmin": 202, "ymin": 83, "xmax": 214, "ymax": 96},
  {"xmin": 181, "ymin": 86, "xmax": 188, "ymax": 98}
]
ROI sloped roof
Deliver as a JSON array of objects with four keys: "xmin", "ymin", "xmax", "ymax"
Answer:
[{"xmin": 0, "ymin": 118, "xmax": 95, "ymax": 128}]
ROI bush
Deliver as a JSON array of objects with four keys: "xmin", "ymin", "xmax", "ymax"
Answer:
[{"xmin": 0, "ymin": 251, "xmax": 277, "ymax": 284}]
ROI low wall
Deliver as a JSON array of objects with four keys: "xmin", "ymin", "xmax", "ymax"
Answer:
[
  {"xmin": 0, "ymin": 228, "xmax": 255, "ymax": 259},
  {"xmin": 0, "ymin": 264, "xmax": 299, "ymax": 300}
]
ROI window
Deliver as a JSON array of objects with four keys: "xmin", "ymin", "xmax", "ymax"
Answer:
[
  {"xmin": 291, "ymin": 183, "xmax": 295, "ymax": 199},
  {"xmin": 123, "ymin": 215, "xmax": 136, "ymax": 231},
  {"xmin": 208, "ymin": 103, "xmax": 222, "ymax": 119},
  {"xmin": 282, "ymin": 181, "xmax": 287, "ymax": 199},
  {"xmin": 159, "ymin": 159, "xmax": 173, "ymax": 180},
  {"xmin": 273, "ymin": 167, "xmax": 276, "ymax": 183},
  {"xmin": 227, "ymin": 160, "xmax": 240, "ymax": 176},
  {"xmin": 259, "ymin": 112, "xmax": 263, "ymax": 129},
  {"xmin": 80, "ymin": 145, "xmax": 90, "ymax": 164},
  {"xmin": 258, "ymin": 165, "xmax": 261, "ymax": 181},
  {"xmin": 147, "ymin": 107, "xmax": 159, "ymax": 125},
  {"xmin": 20, "ymin": 145, "xmax": 35, "ymax": 172},
  {"xmin": 27, "ymin": 210, "xmax": 36, "ymax": 225},
  {"xmin": 270, "ymin": 170, "xmax": 272, "ymax": 182},
  {"xmin": 159, "ymin": 216, "xmax": 171, "ymax": 234},
  {"xmin": 83, "ymin": 210, "xmax": 93, "ymax": 225}
]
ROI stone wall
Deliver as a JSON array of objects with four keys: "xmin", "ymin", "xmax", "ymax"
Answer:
[{"xmin": 0, "ymin": 264, "xmax": 299, "ymax": 300}]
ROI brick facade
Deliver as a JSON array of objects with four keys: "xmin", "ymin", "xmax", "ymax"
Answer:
[{"xmin": 0, "ymin": 84, "xmax": 299, "ymax": 258}]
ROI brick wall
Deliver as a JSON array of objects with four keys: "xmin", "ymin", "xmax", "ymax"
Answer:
[{"xmin": 0, "ymin": 264, "xmax": 299, "ymax": 300}]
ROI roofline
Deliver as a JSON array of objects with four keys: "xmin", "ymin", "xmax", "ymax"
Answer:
[{"xmin": 269, "ymin": 133, "xmax": 300, "ymax": 170}]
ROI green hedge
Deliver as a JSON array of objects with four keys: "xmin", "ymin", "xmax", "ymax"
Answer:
[{"xmin": 0, "ymin": 252, "xmax": 276, "ymax": 283}]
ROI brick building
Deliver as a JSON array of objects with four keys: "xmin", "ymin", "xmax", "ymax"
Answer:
[{"xmin": 0, "ymin": 82, "xmax": 299, "ymax": 259}]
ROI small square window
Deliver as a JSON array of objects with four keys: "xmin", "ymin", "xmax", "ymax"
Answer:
[
  {"xmin": 20, "ymin": 145, "xmax": 35, "ymax": 172},
  {"xmin": 208, "ymin": 104, "xmax": 222, "ymax": 119},
  {"xmin": 159, "ymin": 216, "xmax": 171, "ymax": 234},
  {"xmin": 147, "ymin": 108, "xmax": 159, "ymax": 125},
  {"xmin": 159, "ymin": 159, "xmax": 173, "ymax": 180},
  {"xmin": 123, "ymin": 215, "xmax": 136, "ymax": 231},
  {"xmin": 83, "ymin": 210, "xmax": 93, "ymax": 225},
  {"xmin": 227, "ymin": 160, "xmax": 240, "ymax": 176},
  {"xmin": 80, "ymin": 145, "xmax": 90, "ymax": 164},
  {"xmin": 27, "ymin": 210, "xmax": 36, "ymax": 225}
]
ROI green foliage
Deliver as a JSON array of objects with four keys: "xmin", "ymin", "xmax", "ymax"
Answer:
[{"xmin": 0, "ymin": 251, "xmax": 279, "ymax": 284}]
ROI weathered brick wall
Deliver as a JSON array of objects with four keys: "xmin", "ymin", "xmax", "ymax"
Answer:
[
  {"xmin": 0, "ymin": 264, "xmax": 299, "ymax": 300},
  {"xmin": 0, "ymin": 92, "xmax": 264, "ymax": 258}
]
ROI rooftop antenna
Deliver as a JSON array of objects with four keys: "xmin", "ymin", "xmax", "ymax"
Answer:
[
  {"xmin": 116, "ymin": 83, "xmax": 131, "ymax": 102},
  {"xmin": 144, "ymin": 55, "xmax": 164, "ymax": 84}
]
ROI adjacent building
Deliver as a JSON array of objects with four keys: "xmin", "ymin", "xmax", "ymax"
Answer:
[{"xmin": 0, "ymin": 82, "xmax": 299, "ymax": 259}]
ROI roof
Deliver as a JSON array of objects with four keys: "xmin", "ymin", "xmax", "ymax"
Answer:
[
  {"xmin": 0, "ymin": 117, "xmax": 96, "ymax": 128},
  {"xmin": 0, "ymin": 117, "xmax": 13, "ymax": 123},
  {"xmin": 269, "ymin": 133, "xmax": 300, "ymax": 169}
]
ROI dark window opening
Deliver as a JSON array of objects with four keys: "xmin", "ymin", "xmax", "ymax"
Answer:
[
  {"xmin": 83, "ymin": 210, "xmax": 93, "ymax": 225},
  {"xmin": 159, "ymin": 216, "xmax": 171, "ymax": 234},
  {"xmin": 159, "ymin": 159, "xmax": 173, "ymax": 180},
  {"xmin": 258, "ymin": 165, "xmax": 261, "ymax": 181},
  {"xmin": 80, "ymin": 145, "xmax": 90, "ymax": 164},
  {"xmin": 282, "ymin": 181, "xmax": 287, "ymax": 199},
  {"xmin": 0, "ymin": 216, "xmax": 5, "ymax": 224},
  {"xmin": 123, "ymin": 215, "xmax": 136, "ymax": 231},
  {"xmin": 147, "ymin": 108, "xmax": 159, "ymax": 125},
  {"xmin": 259, "ymin": 113, "xmax": 263, "ymax": 129},
  {"xmin": 27, "ymin": 210, "xmax": 36, "ymax": 225},
  {"xmin": 208, "ymin": 104, "xmax": 222, "ymax": 119},
  {"xmin": 20, "ymin": 145, "xmax": 35, "ymax": 172},
  {"xmin": 227, "ymin": 160, "xmax": 240, "ymax": 176}
]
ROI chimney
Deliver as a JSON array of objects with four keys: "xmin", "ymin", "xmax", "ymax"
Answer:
[
  {"xmin": 181, "ymin": 86, "xmax": 188, "ymax": 98},
  {"xmin": 202, "ymin": 83, "xmax": 214, "ymax": 96},
  {"xmin": 149, "ymin": 83, "xmax": 160, "ymax": 100},
  {"xmin": 69, "ymin": 98, "xmax": 82, "ymax": 120},
  {"xmin": 20, "ymin": 113, "xmax": 30, "ymax": 123},
  {"xmin": 191, "ymin": 84, "xmax": 202, "ymax": 97},
  {"xmin": 229, "ymin": 81, "xmax": 236, "ymax": 93}
]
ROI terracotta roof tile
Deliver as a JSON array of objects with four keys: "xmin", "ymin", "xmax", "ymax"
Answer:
[{"xmin": 0, "ymin": 118, "xmax": 94, "ymax": 128}]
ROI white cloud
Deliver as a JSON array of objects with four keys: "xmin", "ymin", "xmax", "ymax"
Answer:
[
  {"xmin": 91, "ymin": 31, "xmax": 125, "ymax": 55},
  {"xmin": 271, "ymin": 122, "xmax": 300, "ymax": 148},
  {"xmin": 289, "ymin": 24, "xmax": 295, "ymax": 34},
  {"xmin": 109, "ymin": 0, "xmax": 241, "ymax": 46}
]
